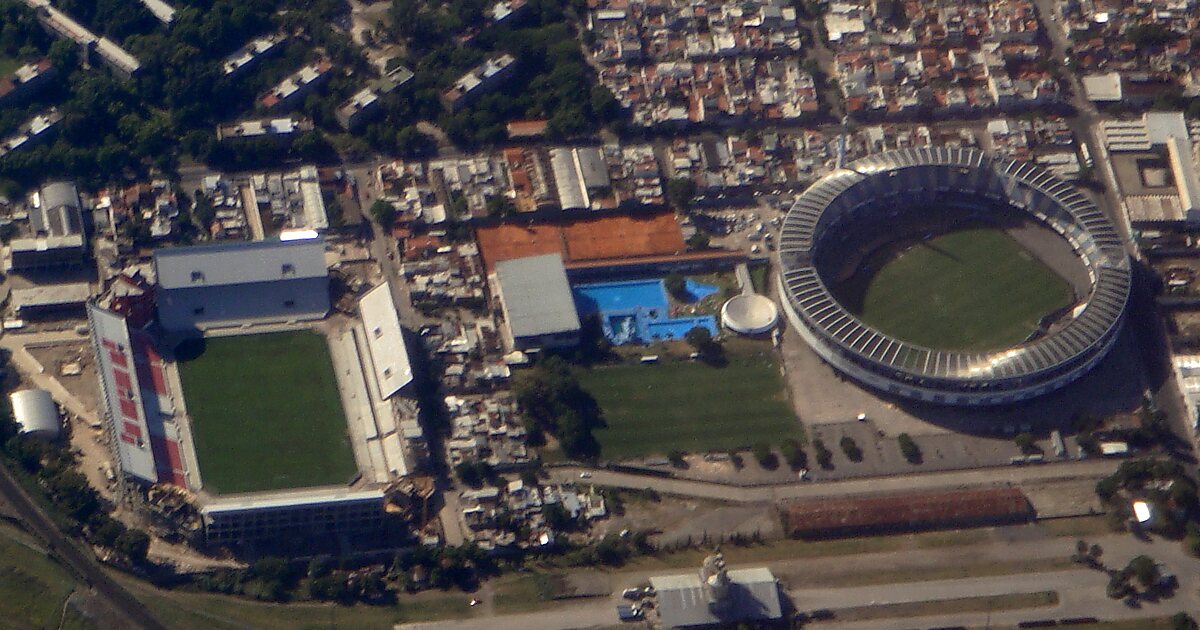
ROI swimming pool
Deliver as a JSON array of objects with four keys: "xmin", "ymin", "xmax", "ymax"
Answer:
[
  {"xmin": 573, "ymin": 279, "xmax": 718, "ymax": 345},
  {"xmin": 573, "ymin": 279, "xmax": 668, "ymax": 316}
]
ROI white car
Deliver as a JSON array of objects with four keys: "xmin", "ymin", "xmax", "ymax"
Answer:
[{"xmin": 579, "ymin": 471, "xmax": 592, "ymax": 479}]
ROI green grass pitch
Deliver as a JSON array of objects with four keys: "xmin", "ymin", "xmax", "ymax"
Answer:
[
  {"xmin": 578, "ymin": 342, "xmax": 798, "ymax": 459},
  {"xmin": 840, "ymin": 228, "xmax": 1074, "ymax": 352},
  {"xmin": 178, "ymin": 331, "xmax": 357, "ymax": 494}
]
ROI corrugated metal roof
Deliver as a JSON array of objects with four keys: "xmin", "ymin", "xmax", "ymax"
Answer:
[
  {"xmin": 9, "ymin": 389, "xmax": 59, "ymax": 438},
  {"xmin": 650, "ymin": 568, "xmax": 782, "ymax": 628},
  {"xmin": 154, "ymin": 238, "xmax": 326, "ymax": 290},
  {"xmin": 11, "ymin": 282, "xmax": 90, "ymax": 311},
  {"xmin": 359, "ymin": 281, "xmax": 413, "ymax": 399},
  {"xmin": 494, "ymin": 254, "xmax": 580, "ymax": 340}
]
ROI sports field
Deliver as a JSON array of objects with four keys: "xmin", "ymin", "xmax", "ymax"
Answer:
[
  {"xmin": 579, "ymin": 342, "xmax": 798, "ymax": 459},
  {"xmin": 177, "ymin": 331, "xmax": 357, "ymax": 494},
  {"xmin": 835, "ymin": 228, "xmax": 1073, "ymax": 351}
]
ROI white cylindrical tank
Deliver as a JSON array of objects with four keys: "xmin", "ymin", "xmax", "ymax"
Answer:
[
  {"xmin": 9, "ymin": 389, "xmax": 60, "ymax": 440},
  {"xmin": 721, "ymin": 294, "xmax": 779, "ymax": 335}
]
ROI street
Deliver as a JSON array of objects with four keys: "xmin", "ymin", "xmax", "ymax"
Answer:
[
  {"xmin": 545, "ymin": 459, "xmax": 1120, "ymax": 504},
  {"xmin": 398, "ymin": 526, "xmax": 1200, "ymax": 630}
]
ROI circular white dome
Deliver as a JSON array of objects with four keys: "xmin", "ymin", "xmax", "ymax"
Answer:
[{"xmin": 721, "ymin": 294, "xmax": 778, "ymax": 335}]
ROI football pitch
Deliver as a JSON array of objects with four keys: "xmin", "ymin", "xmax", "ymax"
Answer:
[
  {"xmin": 579, "ymin": 342, "xmax": 798, "ymax": 459},
  {"xmin": 836, "ymin": 228, "xmax": 1074, "ymax": 352},
  {"xmin": 177, "ymin": 331, "xmax": 357, "ymax": 494}
]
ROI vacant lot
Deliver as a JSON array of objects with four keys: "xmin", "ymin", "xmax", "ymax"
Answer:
[
  {"xmin": 580, "ymin": 342, "xmax": 797, "ymax": 459},
  {"xmin": 832, "ymin": 228, "xmax": 1073, "ymax": 351},
  {"xmin": 178, "ymin": 331, "xmax": 356, "ymax": 494}
]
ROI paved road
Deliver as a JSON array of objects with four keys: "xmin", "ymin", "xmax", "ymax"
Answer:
[
  {"xmin": 0, "ymin": 464, "xmax": 166, "ymax": 630},
  {"xmin": 549, "ymin": 458, "xmax": 1120, "ymax": 503}
]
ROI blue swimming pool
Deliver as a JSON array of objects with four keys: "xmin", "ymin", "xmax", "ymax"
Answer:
[
  {"xmin": 684, "ymin": 278, "xmax": 719, "ymax": 302},
  {"xmin": 573, "ymin": 279, "xmax": 718, "ymax": 346},
  {"xmin": 573, "ymin": 279, "xmax": 668, "ymax": 316}
]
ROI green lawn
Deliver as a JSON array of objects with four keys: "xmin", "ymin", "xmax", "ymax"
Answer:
[
  {"xmin": 178, "ymin": 331, "xmax": 357, "ymax": 494},
  {"xmin": 836, "ymin": 228, "xmax": 1073, "ymax": 351},
  {"xmin": 579, "ymin": 342, "xmax": 797, "ymax": 459},
  {"xmin": 0, "ymin": 56, "xmax": 23, "ymax": 78},
  {"xmin": 0, "ymin": 523, "xmax": 93, "ymax": 630}
]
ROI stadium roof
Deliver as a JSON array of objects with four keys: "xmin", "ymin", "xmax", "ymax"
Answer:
[
  {"xmin": 651, "ymin": 567, "xmax": 782, "ymax": 628},
  {"xmin": 154, "ymin": 238, "xmax": 326, "ymax": 290},
  {"xmin": 201, "ymin": 487, "xmax": 385, "ymax": 514},
  {"xmin": 493, "ymin": 254, "xmax": 580, "ymax": 340},
  {"xmin": 779, "ymin": 146, "xmax": 1130, "ymax": 384},
  {"xmin": 359, "ymin": 281, "xmax": 413, "ymax": 399}
]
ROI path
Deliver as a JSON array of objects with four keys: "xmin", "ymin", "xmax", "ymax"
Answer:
[{"xmin": 548, "ymin": 459, "xmax": 1120, "ymax": 504}]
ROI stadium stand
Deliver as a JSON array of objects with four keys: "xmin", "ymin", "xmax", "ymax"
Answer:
[{"xmin": 779, "ymin": 147, "xmax": 1130, "ymax": 405}]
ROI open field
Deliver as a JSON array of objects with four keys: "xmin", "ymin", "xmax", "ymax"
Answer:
[
  {"xmin": 178, "ymin": 331, "xmax": 357, "ymax": 494},
  {"xmin": 114, "ymin": 572, "xmax": 552, "ymax": 630},
  {"xmin": 579, "ymin": 341, "xmax": 797, "ymax": 459},
  {"xmin": 0, "ymin": 522, "xmax": 93, "ymax": 630},
  {"xmin": 832, "ymin": 228, "xmax": 1073, "ymax": 351}
]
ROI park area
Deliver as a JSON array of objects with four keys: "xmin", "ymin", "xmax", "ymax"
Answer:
[
  {"xmin": 833, "ymin": 228, "xmax": 1074, "ymax": 352},
  {"xmin": 578, "ymin": 340, "xmax": 798, "ymax": 459},
  {"xmin": 177, "ymin": 331, "xmax": 357, "ymax": 494}
]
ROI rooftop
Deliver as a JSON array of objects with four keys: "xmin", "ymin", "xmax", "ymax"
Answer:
[
  {"xmin": 153, "ymin": 238, "xmax": 327, "ymax": 290},
  {"xmin": 493, "ymin": 254, "xmax": 581, "ymax": 340}
]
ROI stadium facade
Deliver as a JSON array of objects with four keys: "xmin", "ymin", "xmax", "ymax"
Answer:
[{"xmin": 778, "ymin": 147, "xmax": 1131, "ymax": 406}]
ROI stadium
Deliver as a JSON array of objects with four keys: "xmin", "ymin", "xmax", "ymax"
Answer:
[
  {"xmin": 89, "ymin": 239, "xmax": 424, "ymax": 547},
  {"xmin": 778, "ymin": 147, "xmax": 1131, "ymax": 406}
]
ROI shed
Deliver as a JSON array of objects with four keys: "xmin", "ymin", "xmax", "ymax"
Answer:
[{"xmin": 9, "ymin": 389, "xmax": 60, "ymax": 439}]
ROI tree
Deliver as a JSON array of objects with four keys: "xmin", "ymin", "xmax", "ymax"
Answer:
[
  {"xmin": 813, "ymin": 438, "xmax": 833, "ymax": 468},
  {"xmin": 684, "ymin": 326, "xmax": 714, "ymax": 353},
  {"xmin": 1014, "ymin": 432, "xmax": 1037, "ymax": 454},
  {"xmin": 686, "ymin": 230, "xmax": 710, "ymax": 251},
  {"xmin": 666, "ymin": 177, "xmax": 697, "ymax": 212},
  {"xmin": 369, "ymin": 199, "xmax": 398, "ymax": 228},
  {"xmin": 898, "ymin": 433, "xmax": 921, "ymax": 463},
  {"xmin": 1171, "ymin": 612, "xmax": 1199, "ymax": 630},
  {"xmin": 664, "ymin": 272, "xmax": 688, "ymax": 300},
  {"xmin": 511, "ymin": 356, "xmax": 602, "ymax": 459},
  {"xmin": 751, "ymin": 442, "xmax": 776, "ymax": 468},
  {"xmin": 780, "ymin": 438, "xmax": 806, "ymax": 469},
  {"xmin": 667, "ymin": 450, "xmax": 686, "ymax": 467},
  {"xmin": 485, "ymin": 194, "xmax": 516, "ymax": 218},
  {"xmin": 114, "ymin": 529, "xmax": 150, "ymax": 565},
  {"xmin": 1126, "ymin": 555, "xmax": 1159, "ymax": 588},
  {"xmin": 839, "ymin": 436, "xmax": 862, "ymax": 461}
]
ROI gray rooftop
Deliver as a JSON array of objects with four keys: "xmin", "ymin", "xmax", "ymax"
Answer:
[
  {"xmin": 651, "ymin": 568, "xmax": 782, "ymax": 628},
  {"xmin": 493, "ymin": 254, "xmax": 580, "ymax": 340},
  {"xmin": 154, "ymin": 238, "xmax": 327, "ymax": 290},
  {"xmin": 33, "ymin": 181, "xmax": 82, "ymax": 237}
]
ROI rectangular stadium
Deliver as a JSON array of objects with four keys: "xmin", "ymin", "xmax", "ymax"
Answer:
[{"xmin": 90, "ymin": 239, "xmax": 422, "ymax": 547}]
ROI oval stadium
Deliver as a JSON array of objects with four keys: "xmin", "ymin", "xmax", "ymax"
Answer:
[{"xmin": 778, "ymin": 147, "xmax": 1131, "ymax": 406}]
